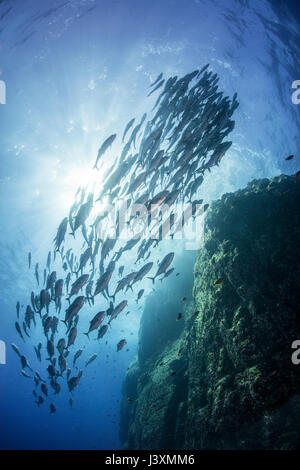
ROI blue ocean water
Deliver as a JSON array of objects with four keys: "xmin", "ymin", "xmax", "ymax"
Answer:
[{"xmin": 0, "ymin": 0, "xmax": 299, "ymax": 450}]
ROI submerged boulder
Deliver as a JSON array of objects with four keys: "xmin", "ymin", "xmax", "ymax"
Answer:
[{"xmin": 120, "ymin": 175, "xmax": 300, "ymax": 450}]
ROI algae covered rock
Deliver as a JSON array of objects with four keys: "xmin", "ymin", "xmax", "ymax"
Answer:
[{"xmin": 120, "ymin": 175, "xmax": 300, "ymax": 450}]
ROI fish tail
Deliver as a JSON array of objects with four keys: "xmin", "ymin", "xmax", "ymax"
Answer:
[
  {"xmin": 83, "ymin": 333, "xmax": 90, "ymax": 340},
  {"xmin": 147, "ymin": 277, "xmax": 155, "ymax": 284}
]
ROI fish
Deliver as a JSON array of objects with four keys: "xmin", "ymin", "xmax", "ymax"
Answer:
[
  {"xmin": 54, "ymin": 279, "xmax": 64, "ymax": 302},
  {"xmin": 148, "ymin": 252, "xmax": 174, "ymax": 283},
  {"xmin": 50, "ymin": 404, "xmax": 56, "ymax": 414},
  {"xmin": 41, "ymin": 383, "xmax": 48, "ymax": 397},
  {"xmin": 148, "ymin": 79, "xmax": 165, "ymax": 97},
  {"xmin": 46, "ymin": 251, "xmax": 51, "ymax": 272},
  {"xmin": 43, "ymin": 316, "xmax": 52, "ymax": 336},
  {"xmin": 35, "ymin": 263, "xmax": 39, "ymax": 286},
  {"xmin": 34, "ymin": 343, "xmax": 42, "ymax": 362},
  {"xmin": 147, "ymin": 190, "xmax": 170, "ymax": 213},
  {"xmin": 111, "ymin": 272, "xmax": 137, "ymax": 301},
  {"xmin": 46, "ymin": 271, "xmax": 57, "ymax": 290},
  {"xmin": 73, "ymin": 348, "xmax": 83, "ymax": 366},
  {"xmin": 108, "ymin": 300, "xmax": 128, "ymax": 324},
  {"xmin": 136, "ymin": 289, "xmax": 144, "ymax": 303},
  {"xmin": 76, "ymin": 248, "xmax": 92, "ymax": 276},
  {"xmin": 81, "ymin": 223, "xmax": 89, "ymax": 245},
  {"xmin": 150, "ymin": 72, "xmax": 163, "ymax": 88},
  {"xmin": 176, "ymin": 313, "xmax": 182, "ymax": 321},
  {"xmin": 35, "ymin": 371, "xmax": 45, "ymax": 383},
  {"xmin": 30, "ymin": 292, "xmax": 37, "ymax": 313},
  {"xmin": 53, "ymin": 217, "xmax": 68, "ymax": 251},
  {"xmin": 285, "ymin": 154, "xmax": 294, "ymax": 160},
  {"xmin": 39, "ymin": 289, "xmax": 47, "ymax": 313},
  {"xmin": 63, "ymin": 296, "xmax": 85, "ymax": 325},
  {"xmin": 122, "ymin": 118, "xmax": 135, "ymax": 142},
  {"xmin": 85, "ymin": 354, "xmax": 97, "ymax": 367},
  {"xmin": 117, "ymin": 339, "xmax": 127, "ymax": 352},
  {"xmin": 84, "ymin": 311, "xmax": 106, "ymax": 337},
  {"xmin": 22, "ymin": 321, "xmax": 30, "ymax": 338},
  {"xmin": 214, "ymin": 278, "xmax": 224, "ymax": 286},
  {"xmin": 115, "ymin": 236, "xmax": 141, "ymax": 260},
  {"xmin": 67, "ymin": 327, "xmax": 77, "ymax": 348},
  {"xmin": 50, "ymin": 316, "xmax": 59, "ymax": 336},
  {"xmin": 28, "ymin": 252, "xmax": 31, "ymax": 269},
  {"xmin": 160, "ymin": 268, "xmax": 174, "ymax": 281},
  {"xmin": 16, "ymin": 301, "xmax": 20, "ymax": 319},
  {"xmin": 11, "ymin": 343, "xmax": 21, "ymax": 357},
  {"xmin": 71, "ymin": 194, "xmax": 93, "ymax": 237},
  {"xmin": 66, "ymin": 274, "xmax": 90, "ymax": 301},
  {"xmin": 58, "ymin": 354, "xmax": 66, "ymax": 374},
  {"xmin": 36, "ymin": 396, "xmax": 44, "ymax": 407},
  {"xmin": 46, "ymin": 340, "xmax": 55, "ymax": 360},
  {"xmin": 57, "ymin": 338, "xmax": 66, "ymax": 356},
  {"xmin": 21, "ymin": 355, "xmax": 33, "ymax": 371},
  {"xmin": 69, "ymin": 398, "xmax": 73, "ymax": 407},
  {"xmin": 93, "ymin": 264, "xmax": 115, "ymax": 298},
  {"xmin": 68, "ymin": 376, "xmax": 80, "ymax": 392},
  {"xmin": 21, "ymin": 370, "xmax": 31, "ymax": 378},
  {"xmin": 97, "ymin": 324, "xmax": 108, "ymax": 340},
  {"xmin": 93, "ymin": 134, "xmax": 117, "ymax": 169},
  {"xmin": 65, "ymin": 272, "xmax": 71, "ymax": 293},
  {"xmin": 15, "ymin": 322, "xmax": 25, "ymax": 342}
]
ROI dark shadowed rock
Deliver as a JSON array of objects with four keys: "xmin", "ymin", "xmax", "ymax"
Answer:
[{"xmin": 120, "ymin": 175, "xmax": 300, "ymax": 450}]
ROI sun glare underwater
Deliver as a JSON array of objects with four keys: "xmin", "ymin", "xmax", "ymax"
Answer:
[{"xmin": 0, "ymin": 0, "xmax": 299, "ymax": 451}]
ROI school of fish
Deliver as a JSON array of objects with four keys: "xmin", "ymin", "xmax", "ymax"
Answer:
[{"xmin": 12, "ymin": 67, "xmax": 239, "ymax": 413}]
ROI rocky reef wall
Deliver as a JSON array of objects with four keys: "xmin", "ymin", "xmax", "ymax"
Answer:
[{"xmin": 120, "ymin": 175, "xmax": 300, "ymax": 450}]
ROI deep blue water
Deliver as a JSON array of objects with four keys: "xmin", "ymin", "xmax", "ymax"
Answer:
[{"xmin": 0, "ymin": 0, "xmax": 299, "ymax": 450}]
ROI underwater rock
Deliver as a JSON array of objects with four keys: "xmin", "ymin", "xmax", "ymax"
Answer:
[{"xmin": 120, "ymin": 175, "xmax": 300, "ymax": 450}]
